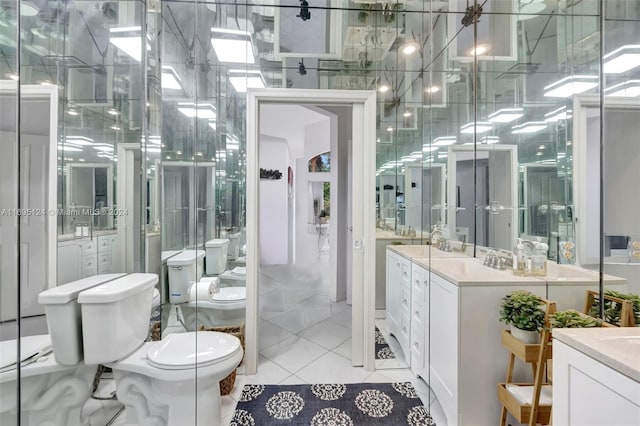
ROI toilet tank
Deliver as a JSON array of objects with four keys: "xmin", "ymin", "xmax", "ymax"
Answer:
[
  {"xmin": 205, "ymin": 239, "xmax": 229, "ymax": 275},
  {"xmin": 78, "ymin": 273, "xmax": 158, "ymax": 364},
  {"xmin": 37, "ymin": 273, "xmax": 126, "ymax": 366},
  {"xmin": 166, "ymin": 250, "xmax": 205, "ymax": 303}
]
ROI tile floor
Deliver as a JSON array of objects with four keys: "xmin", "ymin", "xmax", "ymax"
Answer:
[{"xmin": 92, "ymin": 233, "xmax": 447, "ymax": 425}]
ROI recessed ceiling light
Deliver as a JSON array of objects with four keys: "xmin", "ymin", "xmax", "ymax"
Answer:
[
  {"xmin": 481, "ymin": 136, "xmax": 500, "ymax": 144},
  {"xmin": 425, "ymin": 85, "xmax": 440, "ymax": 94},
  {"xmin": 109, "ymin": 26, "xmax": 151, "ymax": 62},
  {"xmin": 110, "ymin": 125, "xmax": 120, "ymax": 130},
  {"xmin": 536, "ymin": 151, "xmax": 544, "ymax": 156},
  {"xmin": 386, "ymin": 126, "xmax": 393, "ymax": 132},
  {"xmin": 487, "ymin": 108, "xmax": 523, "ymax": 123},
  {"xmin": 604, "ymin": 80, "xmax": 640, "ymax": 97},
  {"xmin": 228, "ymin": 69, "xmax": 266, "ymax": 93},
  {"xmin": 67, "ymin": 109, "xmax": 79, "ymax": 116},
  {"xmin": 603, "ymin": 45, "xmax": 640, "ymax": 74},
  {"xmin": 468, "ymin": 45, "xmax": 490, "ymax": 56},
  {"xmin": 422, "ymin": 145, "xmax": 438, "ymax": 152},
  {"xmin": 176, "ymin": 150, "xmax": 182, "ymax": 155},
  {"xmin": 161, "ymin": 66, "xmax": 183, "ymax": 91},
  {"xmin": 544, "ymin": 75, "xmax": 598, "ymax": 97},
  {"xmin": 538, "ymin": 145, "xmax": 545, "ymax": 150},
  {"xmin": 512, "ymin": 121, "xmax": 547, "ymax": 134},
  {"xmin": 544, "ymin": 106, "xmax": 572, "ymax": 122},
  {"xmin": 378, "ymin": 84, "xmax": 390, "ymax": 93},
  {"xmin": 403, "ymin": 111, "xmax": 412, "ymax": 118},
  {"xmin": 432, "ymin": 136, "xmax": 457, "ymax": 146},
  {"xmin": 93, "ymin": 144, "xmax": 114, "ymax": 152},
  {"xmin": 107, "ymin": 108, "xmax": 120, "ymax": 116},
  {"xmin": 211, "ymin": 28, "xmax": 255, "ymax": 64},
  {"xmin": 401, "ymin": 42, "xmax": 419, "ymax": 55},
  {"xmin": 177, "ymin": 102, "xmax": 216, "ymax": 119},
  {"xmin": 460, "ymin": 122, "xmax": 493, "ymax": 134}
]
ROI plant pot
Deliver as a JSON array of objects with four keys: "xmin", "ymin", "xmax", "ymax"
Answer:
[{"xmin": 511, "ymin": 326, "xmax": 540, "ymax": 344}]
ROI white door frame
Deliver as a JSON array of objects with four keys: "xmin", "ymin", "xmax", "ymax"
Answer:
[{"xmin": 246, "ymin": 88, "xmax": 377, "ymax": 374}]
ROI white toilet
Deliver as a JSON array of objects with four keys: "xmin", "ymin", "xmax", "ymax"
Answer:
[
  {"xmin": 219, "ymin": 266, "xmax": 246, "ymax": 287},
  {"xmin": 167, "ymin": 250, "xmax": 205, "ymax": 303},
  {"xmin": 0, "ymin": 273, "xmax": 125, "ymax": 426},
  {"xmin": 205, "ymin": 238, "xmax": 229, "ymax": 275},
  {"xmin": 78, "ymin": 273, "xmax": 243, "ymax": 426},
  {"xmin": 180, "ymin": 286, "xmax": 246, "ymax": 330}
]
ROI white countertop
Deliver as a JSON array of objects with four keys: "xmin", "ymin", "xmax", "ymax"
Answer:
[
  {"xmin": 387, "ymin": 245, "xmax": 626, "ymax": 287},
  {"xmin": 553, "ymin": 327, "xmax": 640, "ymax": 382}
]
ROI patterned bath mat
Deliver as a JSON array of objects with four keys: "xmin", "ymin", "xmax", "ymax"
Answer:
[
  {"xmin": 375, "ymin": 326, "xmax": 396, "ymax": 360},
  {"xmin": 230, "ymin": 382, "xmax": 435, "ymax": 425}
]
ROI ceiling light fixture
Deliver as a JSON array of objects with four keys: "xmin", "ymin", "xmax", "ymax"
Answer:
[
  {"xmin": 107, "ymin": 108, "xmax": 119, "ymax": 116},
  {"xmin": 460, "ymin": 122, "xmax": 493, "ymax": 134},
  {"xmin": 544, "ymin": 106, "xmax": 572, "ymax": 122},
  {"xmin": 543, "ymin": 75, "xmax": 598, "ymax": 97},
  {"xmin": 161, "ymin": 65, "xmax": 183, "ymax": 91},
  {"xmin": 425, "ymin": 85, "xmax": 440, "ymax": 94},
  {"xmin": 177, "ymin": 102, "xmax": 217, "ymax": 119},
  {"xmin": 228, "ymin": 69, "xmax": 266, "ymax": 93},
  {"xmin": 487, "ymin": 108, "xmax": 524, "ymax": 123},
  {"xmin": 511, "ymin": 121, "xmax": 547, "ymax": 134},
  {"xmin": 111, "ymin": 125, "xmax": 120, "ymax": 130},
  {"xmin": 378, "ymin": 83, "xmax": 390, "ymax": 93},
  {"xmin": 109, "ymin": 26, "xmax": 150, "ymax": 62},
  {"xmin": 93, "ymin": 144, "xmax": 114, "ymax": 152},
  {"xmin": 401, "ymin": 41, "xmax": 419, "ymax": 55},
  {"xmin": 403, "ymin": 111, "xmax": 412, "ymax": 118},
  {"xmin": 211, "ymin": 28, "xmax": 255, "ymax": 64},
  {"xmin": 67, "ymin": 109, "xmax": 79, "ymax": 116},
  {"xmin": 297, "ymin": 0, "xmax": 311, "ymax": 21},
  {"xmin": 604, "ymin": 80, "xmax": 640, "ymax": 97},
  {"xmin": 603, "ymin": 45, "xmax": 640, "ymax": 74},
  {"xmin": 432, "ymin": 136, "xmax": 457, "ymax": 146},
  {"xmin": 386, "ymin": 126, "xmax": 393, "ymax": 132},
  {"xmin": 468, "ymin": 44, "xmax": 490, "ymax": 56},
  {"xmin": 422, "ymin": 145, "xmax": 438, "ymax": 152}
]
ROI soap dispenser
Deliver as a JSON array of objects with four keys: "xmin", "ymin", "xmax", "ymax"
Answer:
[
  {"xmin": 513, "ymin": 241, "xmax": 527, "ymax": 276},
  {"xmin": 531, "ymin": 243, "xmax": 549, "ymax": 277}
]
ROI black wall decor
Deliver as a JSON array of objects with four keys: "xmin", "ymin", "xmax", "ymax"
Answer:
[{"xmin": 260, "ymin": 168, "xmax": 283, "ymax": 180}]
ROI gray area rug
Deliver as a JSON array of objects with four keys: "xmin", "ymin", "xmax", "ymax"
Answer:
[{"xmin": 230, "ymin": 382, "xmax": 435, "ymax": 425}]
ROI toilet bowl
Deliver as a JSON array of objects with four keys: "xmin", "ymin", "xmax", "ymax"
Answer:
[
  {"xmin": 180, "ymin": 287, "xmax": 246, "ymax": 330},
  {"xmin": 219, "ymin": 266, "xmax": 246, "ymax": 287},
  {"xmin": 0, "ymin": 335, "xmax": 97, "ymax": 426},
  {"xmin": 79, "ymin": 273, "xmax": 243, "ymax": 426},
  {"xmin": 0, "ymin": 274, "xmax": 124, "ymax": 426}
]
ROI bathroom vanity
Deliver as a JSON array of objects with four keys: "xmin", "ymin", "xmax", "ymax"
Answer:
[
  {"xmin": 553, "ymin": 328, "xmax": 640, "ymax": 425},
  {"xmin": 57, "ymin": 232, "xmax": 119, "ymax": 284},
  {"xmin": 386, "ymin": 245, "xmax": 628, "ymax": 426}
]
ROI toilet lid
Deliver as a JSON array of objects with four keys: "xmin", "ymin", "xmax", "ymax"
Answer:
[
  {"xmin": 211, "ymin": 287, "xmax": 246, "ymax": 302},
  {"xmin": 146, "ymin": 331, "xmax": 240, "ymax": 370},
  {"xmin": 0, "ymin": 335, "xmax": 52, "ymax": 372}
]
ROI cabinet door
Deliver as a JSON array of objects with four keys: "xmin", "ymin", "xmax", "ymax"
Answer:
[
  {"xmin": 430, "ymin": 274, "xmax": 459, "ymax": 426},
  {"xmin": 386, "ymin": 251, "xmax": 401, "ymax": 333},
  {"xmin": 58, "ymin": 242, "xmax": 81, "ymax": 284}
]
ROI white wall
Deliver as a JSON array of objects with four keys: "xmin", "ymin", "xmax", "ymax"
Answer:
[{"xmin": 259, "ymin": 135, "xmax": 290, "ymax": 265}]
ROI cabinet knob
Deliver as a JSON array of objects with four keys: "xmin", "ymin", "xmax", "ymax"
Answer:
[
  {"xmin": 415, "ymin": 311, "xmax": 419, "ymax": 318},
  {"xmin": 402, "ymin": 299, "xmax": 407, "ymax": 306},
  {"xmin": 414, "ymin": 342, "xmax": 419, "ymax": 349}
]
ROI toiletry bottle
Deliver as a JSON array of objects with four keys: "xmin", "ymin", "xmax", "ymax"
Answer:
[
  {"xmin": 531, "ymin": 243, "xmax": 549, "ymax": 277},
  {"xmin": 513, "ymin": 243, "xmax": 527, "ymax": 276}
]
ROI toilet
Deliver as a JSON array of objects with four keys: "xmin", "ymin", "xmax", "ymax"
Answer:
[
  {"xmin": 0, "ymin": 273, "xmax": 125, "ymax": 426},
  {"xmin": 167, "ymin": 249, "xmax": 205, "ymax": 303},
  {"xmin": 180, "ymin": 286, "xmax": 246, "ymax": 330},
  {"xmin": 78, "ymin": 273, "xmax": 243, "ymax": 426},
  {"xmin": 205, "ymin": 238, "xmax": 229, "ymax": 275},
  {"xmin": 219, "ymin": 266, "xmax": 247, "ymax": 287}
]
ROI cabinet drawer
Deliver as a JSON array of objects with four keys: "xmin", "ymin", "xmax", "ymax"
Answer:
[
  {"xmin": 410, "ymin": 330, "xmax": 425, "ymax": 369},
  {"xmin": 399, "ymin": 314, "xmax": 410, "ymax": 347},
  {"xmin": 400, "ymin": 285, "xmax": 410, "ymax": 315},
  {"xmin": 412, "ymin": 300, "xmax": 425, "ymax": 330},
  {"xmin": 82, "ymin": 240, "xmax": 97, "ymax": 255},
  {"xmin": 412, "ymin": 271, "xmax": 423, "ymax": 298},
  {"xmin": 400, "ymin": 261, "xmax": 410, "ymax": 281},
  {"xmin": 83, "ymin": 254, "xmax": 97, "ymax": 269},
  {"xmin": 98, "ymin": 252, "xmax": 111, "ymax": 268},
  {"xmin": 98, "ymin": 237, "xmax": 111, "ymax": 253}
]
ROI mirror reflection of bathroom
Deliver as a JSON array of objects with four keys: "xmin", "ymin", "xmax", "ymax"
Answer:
[{"xmin": 257, "ymin": 103, "xmax": 355, "ymax": 374}]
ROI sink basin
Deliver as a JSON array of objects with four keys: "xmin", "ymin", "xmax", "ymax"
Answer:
[{"xmin": 545, "ymin": 263, "xmax": 599, "ymax": 282}]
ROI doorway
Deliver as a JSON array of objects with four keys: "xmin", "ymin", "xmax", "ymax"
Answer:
[{"xmin": 246, "ymin": 89, "xmax": 377, "ymax": 374}]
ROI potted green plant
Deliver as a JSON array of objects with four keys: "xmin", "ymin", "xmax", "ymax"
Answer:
[
  {"xmin": 499, "ymin": 290, "xmax": 546, "ymax": 344},
  {"xmin": 550, "ymin": 310, "xmax": 603, "ymax": 328}
]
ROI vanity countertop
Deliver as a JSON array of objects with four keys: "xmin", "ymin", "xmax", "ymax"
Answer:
[
  {"xmin": 553, "ymin": 327, "xmax": 640, "ymax": 383},
  {"xmin": 387, "ymin": 245, "xmax": 626, "ymax": 287},
  {"xmin": 58, "ymin": 229, "xmax": 117, "ymax": 242}
]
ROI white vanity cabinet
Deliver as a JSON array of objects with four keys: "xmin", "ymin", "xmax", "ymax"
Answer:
[
  {"xmin": 57, "ymin": 234, "xmax": 119, "ymax": 284},
  {"xmin": 386, "ymin": 249, "xmax": 411, "ymax": 360},
  {"xmin": 410, "ymin": 262, "xmax": 429, "ymax": 381},
  {"xmin": 553, "ymin": 331, "xmax": 640, "ymax": 426}
]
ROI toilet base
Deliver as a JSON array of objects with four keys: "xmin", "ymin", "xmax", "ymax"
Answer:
[{"xmin": 109, "ymin": 341, "xmax": 243, "ymax": 426}]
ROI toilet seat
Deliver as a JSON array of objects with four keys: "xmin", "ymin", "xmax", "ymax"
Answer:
[
  {"xmin": 146, "ymin": 331, "xmax": 241, "ymax": 370},
  {"xmin": 0, "ymin": 335, "xmax": 76, "ymax": 381},
  {"xmin": 209, "ymin": 287, "xmax": 246, "ymax": 310}
]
